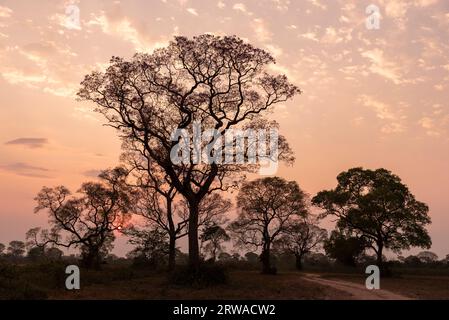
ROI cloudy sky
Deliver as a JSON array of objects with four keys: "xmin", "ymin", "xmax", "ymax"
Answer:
[{"xmin": 0, "ymin": 0, "xmax": 448, "ymax": 257}]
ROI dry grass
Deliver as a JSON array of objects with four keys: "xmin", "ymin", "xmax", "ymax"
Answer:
[
  {"xmin": 323, "ymin": 273, "xmax": 449, "ymax": 300},
  {"xmin": 4, "ymin": 262, "xmax": 448, "ymax": 300},
  {"xmin": 50, "ymin": 270, "xmax": 352, "ymax": 300}
]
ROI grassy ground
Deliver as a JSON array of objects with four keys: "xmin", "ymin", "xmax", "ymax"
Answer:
[
  {"xmin": 0, "ymin": 262, "xmax": 350, "ymax": 300},
  {"xmin": 323, "ymin": 273, "xmax": 449, "ymax": 299},
  {"xmin": 53, "ymin": 270, "xmax": 351, "ymax": 300},
  {"xmin": 2, "ymin": 262, "xmax": 449, "ymax": 299}
]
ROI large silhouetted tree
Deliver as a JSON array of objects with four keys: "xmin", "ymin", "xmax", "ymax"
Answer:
[
  {"xmin": 274, "ymin": 218, "xmax": 327, "ymax": 270},
  {"xmin": 229, "ymin": 177, "xmax": 308, "ymax": 274},
  {"xmin": 312, "ymin": 167, "xmax": 432, "ymax": 271},
  {"xmin": 30, "ymin": 167, "xmax": 133, "ymax": 269},
  {"xmin": 78, "ymin": 35, "xmax": 299, "ymax": 271}
]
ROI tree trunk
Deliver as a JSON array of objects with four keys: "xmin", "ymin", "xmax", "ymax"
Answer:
[
  {"xmin": 83, "ymin": 247, "xmax": 101, "ymax": 270},
  {"xmin": 168, "ymin": 233, "xmax": 176, "ymax": 272},
  {"xmin": 261, "ymin": 244, "xmax": 272, "ymax": 274},
  {"xmin": 188, "ymin": 200, "xmax": 200, "ymax": 271},
  {"xmin": 376, "ymin": 243, "xmax": 383, "ymax": 269},
  {"xmin": 212, "ymin": 245, "xmax": 217, "ymax": 263},
  {"xmin": 376, "ymin": 243, "xmax": 388, "ymax": 276},
  {"xmin": 295, "ymin": 254, "xmax": 303, "ymax": 270},
  {"xmin": 166, "ymin": 197, "xmax": 177, "ymax": 272}
]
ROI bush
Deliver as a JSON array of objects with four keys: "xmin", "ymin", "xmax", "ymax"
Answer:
[
  {"xmin": 0, "ymin": 264, "xmax": 49, "ymax": 299},
  {"xmin": 169, "ymin": 263, "xmax": 228, "ymax": 288},
  {"xmin": 263, "ymin": 266, "xmax": 277, "ymax": 275}
]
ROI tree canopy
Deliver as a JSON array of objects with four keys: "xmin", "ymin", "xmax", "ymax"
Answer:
[
  {"xmin": 274, "ymin": 218, "xmax": 327, "ymax": 270},
  {"xmin": 230, "ymin": 176, "xmax": 308, "ymax": 273},
  {"xmin": 312, "ymin": 167, "xmax": 431, "ymax": 268},
  {"xmin": 77, "ymin": 34, "xmax": 300, "ymax": 270},
  {"xmin": 30, "ymin": 167, "xmax": 133, "ymax": 268}
]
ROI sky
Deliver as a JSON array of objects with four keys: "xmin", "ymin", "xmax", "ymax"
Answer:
[{"xmin": 0, "ymin": 0, "xmax": 448, "ymax": 258}]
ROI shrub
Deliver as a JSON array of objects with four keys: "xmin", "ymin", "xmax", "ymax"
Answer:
[
  {"xmin": 0, "ymin": 264, "xmax": 48, "ymax": 299},
  {"xmin": 169, "ymin": 264, "xmax": 228, "ymax": 288}
]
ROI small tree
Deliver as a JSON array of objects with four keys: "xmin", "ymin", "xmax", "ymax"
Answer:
[
  {"xmin": 404, "ymin": 255, "xmax": 421, "ymax": 266},
  {"xmin": 30, "ymin": 167, "xmax": 133, "ymax": 269},
  {"xmin": 324, "ymin": 230, "xmax": 367, "ymax": 267},
  {"xmin": 245, "ymin": 252, "xmax": 259, "ymax": 264},
  {"xmin": 46, "ymin": 247, "xmax": 63, "ymax": 261},
  {"xmin": 218, "ymin": 252, "xmax": 232, "ymax": 262},
  {"xmin": 312, "ymin": 167, "xmax": 432, "ymax": 271},
  {"xmin": 125, "ymin": 227, "xmax": 170, "ymax": 268},
  {"xmin": 132, "ymin": 174, "xmax": 231, "ymax": 270},
  {"xmin": 132, "ymin": 182, "xmax": 186, "ymax": 271},
  {"xmin": 200, "ymin": 225, "xmax": 230, "ymax": 262},
  {"xmin": 416, "ymin": 251, "xmax": 438, "ymax": 264},
  {"xmin": 442, "ymin": 254, "xmax": 449, "ymax": 265},
  {"xmin": 274, "ymin": 218, "xmax": 327, "ymax": 270},
  {"xmin": 7, "ymin": 240, "xmax": 25, "ymax": 258},
  {"xmin": 229, "ymin": 177, "xmax": 308, "ymax": 274},
  {"xmin": 27, "ymin": 246, "xmax": 46, "ymax": 262}
]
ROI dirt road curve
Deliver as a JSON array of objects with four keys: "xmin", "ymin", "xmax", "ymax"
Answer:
[{"xmin": 302, "ymin": 273, "xmax": 411, "ymax": 300}]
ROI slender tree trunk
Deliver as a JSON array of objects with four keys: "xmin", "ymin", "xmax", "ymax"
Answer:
[
  {"xmin": 167, "ymin": 197, "xmax": 177, "ymax": 272},
  {"xmin": 168, "ymin": 233, "xmax": 176, "ymax": 271},
  {"xmin": 188, "ymin": 200, "xmax": 200, "ymax": 271},
  {"xmin": 212, "ymin": 245, "xmax": 217, "ymax": 263},
  {"xmin": 295, "ymin": 254, "xmax": 303, "ymax": 270}
]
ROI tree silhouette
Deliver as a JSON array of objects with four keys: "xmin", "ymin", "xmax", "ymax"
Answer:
[
  {"xmin": 131, "ymin": 174, "xmax": 185, "ymax": 271},
  {"xmin": 131, "ymin": 173, "xmax": 231, "ymax": 270},
  {"xmin": 0, "ymin": 243, "xmax": 5, "ymax": 255},
  {"xmin": 30, "ymin": 167, "xmax": 133, "ymax": 269},
  {"xmin": 7, "ymin": 240, "xmax": 25, "ymax": 258},
  {"xmin": 313, "ymin": 167, "xmax": 432, "ymax": 271},
  {"xmin": 200, "ymin": 224, "xmax": 230, "ymax": 262},
  {"xmin": 27, "ymin": 246, "xmax": 46, "ymax": 262},
  {"xmin": 244, "ymin": 251, "xmax": 259, "ymax": 264},
  {"xmin": 46, "ymin": 247, "xmax": 63, "ymax": 261},
  {"xmin": 122, "ymin": 150, "xmax": 185, "ymax": 271},
  {"xmin": 274, "ymin": 218, "xmax": 327, "ymax": 270},
  {"xmin": 443, "ymin": 254, "xmax": 449, "ymax": 265},
  {"xmin": 78, "ymin": 34, "xmax": 299, "ymax": 270},
  {"xmin": 416, "ymin": 251, "xmax": 438, "ymax": 264},
  {"xmin": 324, "ymin": 230, "xmax": 367, "ymax": 267},
  {"xmin": 218, "ymin": 252, "xmax": 232, "ymax": 262},
  {"xmin": 229, "ymin": 177, "xmax": 308, "ymax": 274},
  {"xmin": 125, "ymin": 227, "xmax": 170, "ymax": 268}
]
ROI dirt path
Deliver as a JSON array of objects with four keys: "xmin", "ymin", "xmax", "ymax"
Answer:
[{"xmin": 302, "ymin": 273, "xmax": 411, "ymax": 300}]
